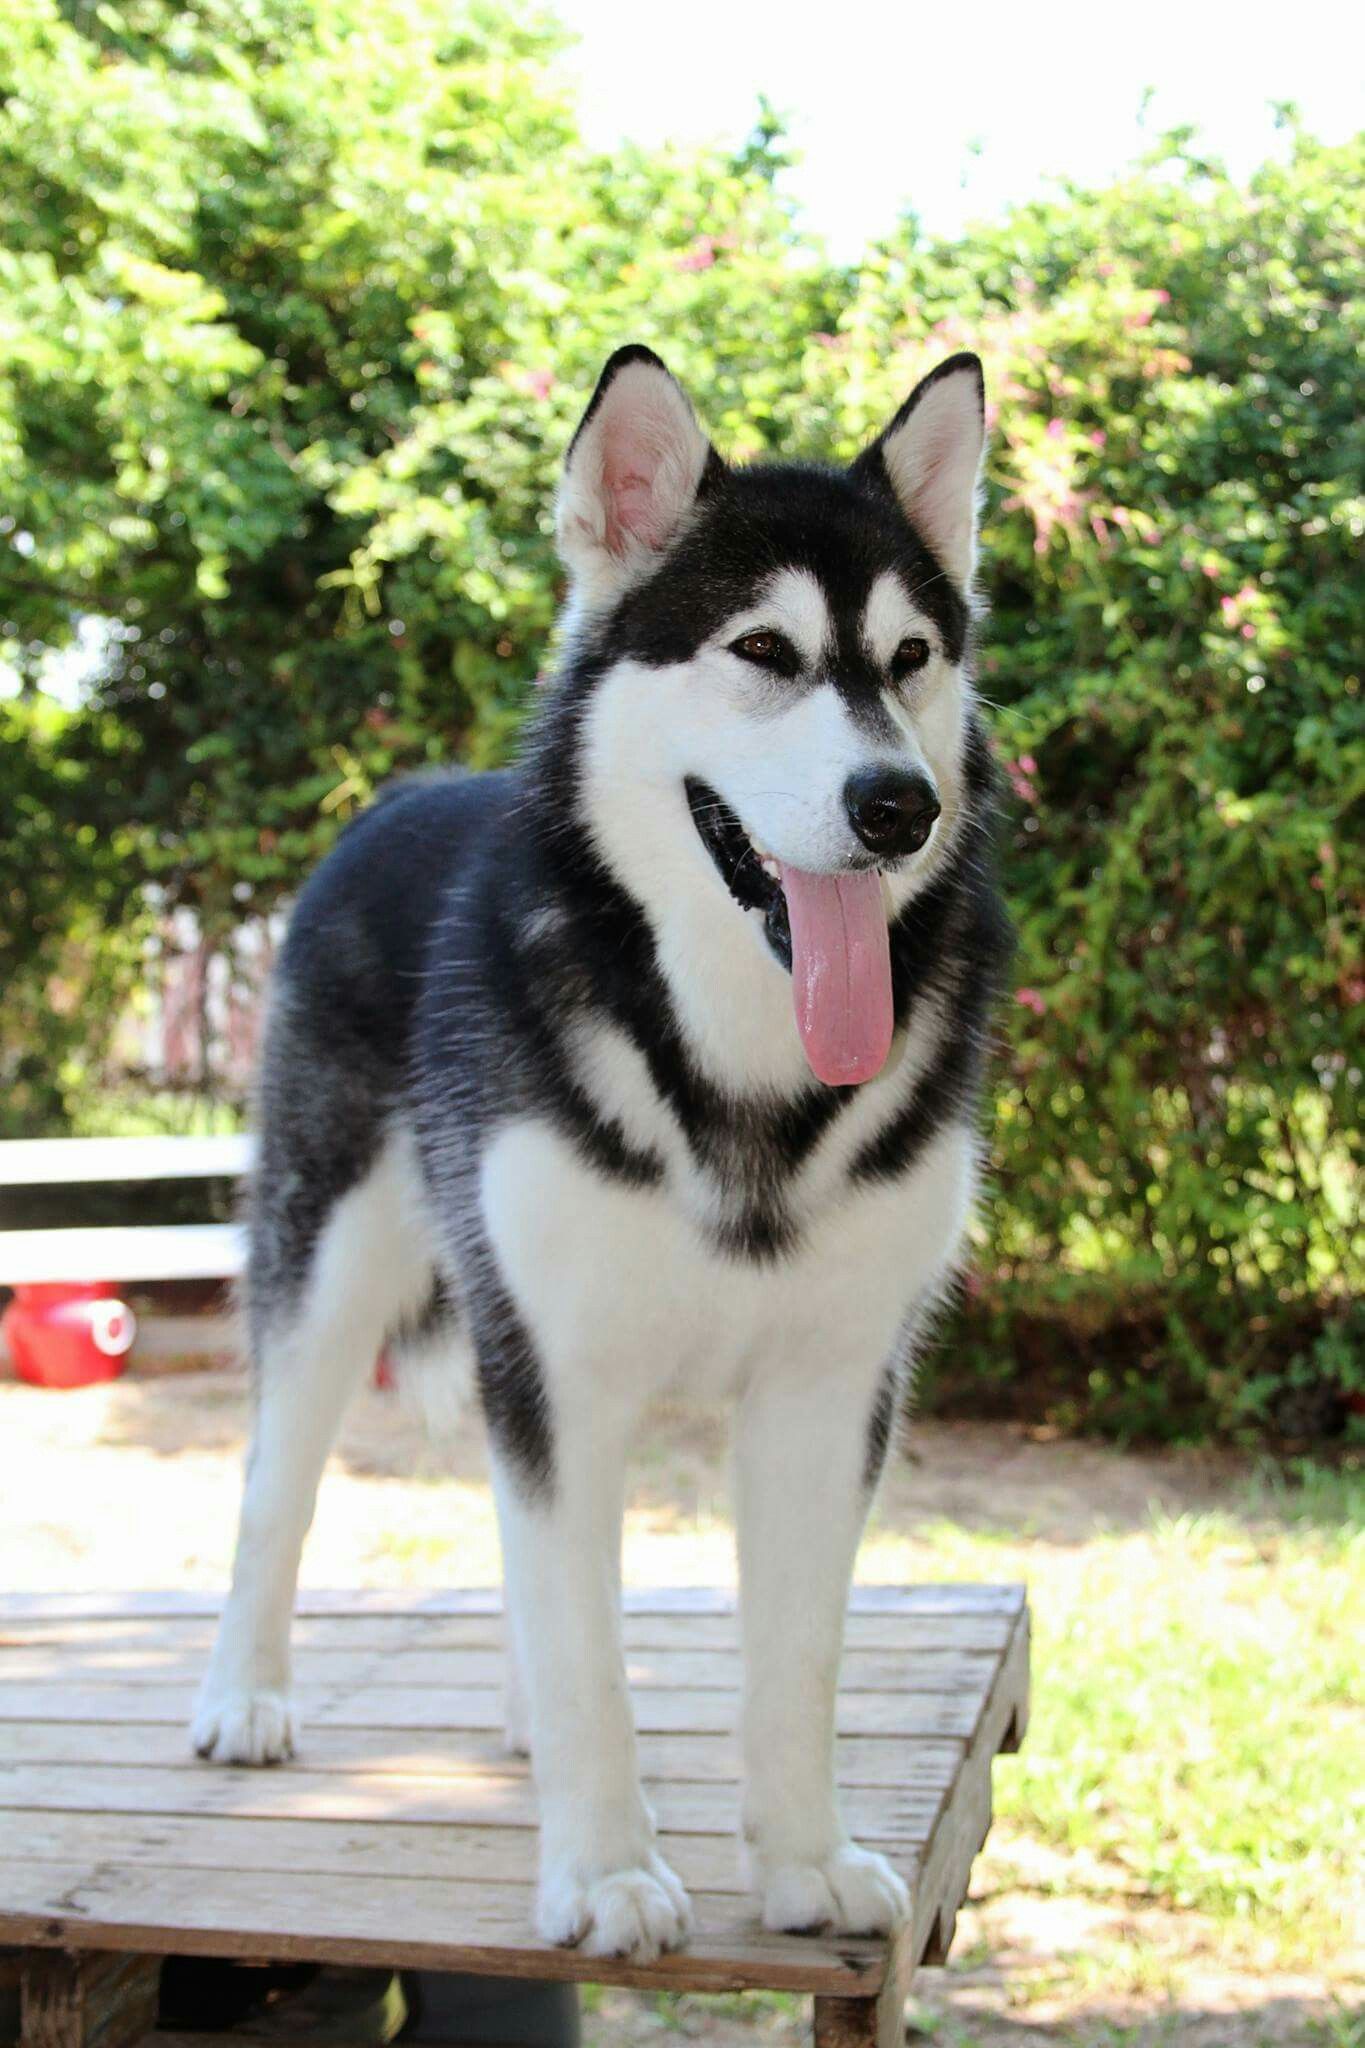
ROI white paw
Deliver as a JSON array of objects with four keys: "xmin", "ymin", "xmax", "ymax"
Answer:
[
  {"xmin": 537, "ymin": 1852, "xmax": 693, "ymax": 1961},
  {"xmin": 191, "ymin": 1684, "xmax": 296, "ymax": 1765},
  {"xmin": 761, "ymin": 1843, "xmax": 909, "ymax": 1936}
]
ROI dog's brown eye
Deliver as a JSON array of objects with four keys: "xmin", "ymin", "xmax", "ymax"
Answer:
[
  {"xmin": 891, "ymin": 636, "xmax": 932, "ymax": 680},
  {"xmin": 729, "ymin": 629, "xmax": 797, "ymax": 673}
]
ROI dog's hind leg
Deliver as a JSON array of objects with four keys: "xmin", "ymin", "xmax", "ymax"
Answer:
[{"xmin": 193, "ymin": 1128, "xmax": 435, "ymax": 1765}]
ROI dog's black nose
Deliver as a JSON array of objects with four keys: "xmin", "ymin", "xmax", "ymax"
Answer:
[{"xmin": 845, "ymin": 766, "xmax": 941, "ymax": 858}]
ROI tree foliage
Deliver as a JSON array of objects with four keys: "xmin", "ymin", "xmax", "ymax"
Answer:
[
  {"xmin": 844, "ymin": 126, "xmax": 1365, "ymax": 1435},
  {"xmin": 1, "ymin": 2, "xmax": 1359, "ymax": 1431}
]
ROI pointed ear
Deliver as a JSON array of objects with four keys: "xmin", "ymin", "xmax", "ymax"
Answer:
[
  {"xmin": 556, "ymin": 345, "xmax": 719, "ymax": 607},
  {"xmin": 851, "ymin": 352, "xmax": 986, "ymax": 588}
]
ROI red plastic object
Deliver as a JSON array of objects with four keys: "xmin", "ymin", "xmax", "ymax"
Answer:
[{"xmin": 3, "ymin": 1281, "xmax": 137, "ymax": 1389}]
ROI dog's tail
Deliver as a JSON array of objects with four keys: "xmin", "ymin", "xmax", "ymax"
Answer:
[{"xmin": 382, "ymin": 1279, "xmax": 475, "ymax": 1443}]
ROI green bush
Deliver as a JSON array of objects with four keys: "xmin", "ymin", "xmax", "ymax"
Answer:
[
  {"xmin": 851, "ymin": 128, "xmax": 1363, "ymax": 1439},
  {"xmin": 1, "ymin": 3, "xmax": 1358, "ymax": 1433}
]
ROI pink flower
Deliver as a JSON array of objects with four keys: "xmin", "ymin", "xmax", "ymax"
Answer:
[
  {"xmin": 525, "ymin": 368, "xmax": 554, "ymax": 401},
  {"xmin": 1046, "ymin": 417, "xmax": 1065, "ymax": 440},
  {"xmin": 1015, "ymin": 988, "xmax": 1047, "ymax": 1016},
  {"xmin": 1005, "ymin": 759, "xmax": 1037, "ymax": 803},
  {"xmin": 1018, "ymin": 754, "xmax": 1037, "ymax": 775},
  {"xmin": 1089, "ymin": 429, "xmax": 1107, "ymax": 449},
  {"xmin": 1153, "ymin": 288, "xmax": 1171, "ymax": 303},
  {"xmin": 674, "ymin": 237, "xmax": 716, "ymax": 273}
]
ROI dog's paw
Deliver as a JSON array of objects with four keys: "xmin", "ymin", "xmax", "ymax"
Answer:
[
  {"xmin": 537, "ymin": 1853, "xmax": 693, "ymax": 1961},
  {"xmin": 760, "ymin": 1843, "xmax": 909, "ymax": 1936},
  {"xmin": 191, "ymin": 1684, "xmax": 296, "ymax": 1766}
]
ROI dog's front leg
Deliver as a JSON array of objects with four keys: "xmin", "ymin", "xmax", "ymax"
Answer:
[
  {"xmin": 490, "ymin": 1416, "xmax": 692, "ymax": 1961},
  {"xmin": 736, "ymin": 1362, "xmax": 910, "ymax": 1936}
]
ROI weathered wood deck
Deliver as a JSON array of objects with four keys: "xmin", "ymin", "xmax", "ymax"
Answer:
[{"xmin": 0, "ymin": 1586, "xmax": 1029, "ymax": 2045}]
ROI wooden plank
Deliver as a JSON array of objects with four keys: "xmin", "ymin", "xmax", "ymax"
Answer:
[
  {"xmin": 0, "ymin": 1642, "xmax": 999, "ymax": 1697},
  {"xmin": 0, "ymin": 1863, "xmax": 887, "ymax": 1997},
  {"xmin": 0, "ymin": 1764, "xmax": 951, "ymax": 1843},
  {"xmin": 0, "ymin": 1611, "xmax": 1015, "ymax": 1655},
  {"xmin": 0, "ymin": 1134, "xmax": 252, "ymax": 1187},
  {"xmin": 0, "ymin": 1224, "xmax": 245, "ymax": 1288},
  {"xmin": 814, "ymin": 1942, "xmax": 913, "ymax": 2048},
  {"xmin": 0, "ymin": 1723, "xmax": 967, "ymax": 1792},
  {"xmin": 18, "ymin": 1949, "xmax": 159, "ymax": 2048},
  {"xmin": 998, "ymin": 1605, "xmax": 1031, "ymax": 1753},
  {"xmin": 0, "ymin": 1682, "xmax": 979, "ymax": 1739},
  {"xmin": 909, "ymin": 1604, "xmax": 1031, "ymax": 1968},
  {"xmin": 0, "ymin": 1585, "xmax": 1025, "ymax": 1623},
  {"xmin": 0, "ymin": 1587, "xmax": 1029, "ymax": 2019},
  {"xmin": 0, "ymin": 1810, "xmax": 930, "ymax": 1898}
]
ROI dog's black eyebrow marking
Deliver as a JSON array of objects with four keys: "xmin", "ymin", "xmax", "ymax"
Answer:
[{"xmin": 600, "ymin": 462, "xmax": 970, "ymax": 673}]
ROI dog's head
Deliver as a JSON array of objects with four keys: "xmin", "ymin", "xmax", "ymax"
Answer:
[{"xmin": 554, "ymin": 345, "xmax": 987, "ymax": 1089}]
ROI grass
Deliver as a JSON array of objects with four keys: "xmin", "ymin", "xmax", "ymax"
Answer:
[
  {"xmin": 886, "ymin": 1486, "xmax": 1363, "ymax": 1971},
  {"xmin": 581, "ymin": 1456, "xmax": 1365, "ymax": 2044}
]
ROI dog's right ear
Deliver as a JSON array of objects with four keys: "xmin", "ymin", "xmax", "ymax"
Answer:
[
  {"xmin": 557, "ymin": 346, "xmax": 718, "ymax": 608},
  {"xmin": 850, "ymin": 353, "xmax": 986, "ymax": 590}
]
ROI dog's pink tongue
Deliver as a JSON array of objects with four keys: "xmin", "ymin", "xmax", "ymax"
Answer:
[{"xmin": 780, "ymin": 864, "xmax": 893, "ymax": 1087}]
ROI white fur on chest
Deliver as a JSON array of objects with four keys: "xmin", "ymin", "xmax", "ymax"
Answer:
[
  {"xmin": 569, "ymin": 996, "xmax": 951, "ymax": 1234},
  {"xmin": 479, "ymin": 1100, "xmax": 975, "ymax": 1410}
]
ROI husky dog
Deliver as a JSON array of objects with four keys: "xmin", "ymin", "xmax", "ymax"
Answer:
[{"xmin": 192, "ymin": 346, "xmax": 1010, "ymax": 1961}]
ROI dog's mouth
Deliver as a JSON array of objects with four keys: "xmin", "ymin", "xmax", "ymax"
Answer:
[
  {"xmin": 685, "ymin": 776, "xmax": 793, "ymax": 969},
  {"xmin": 684, "ymin": 777, "xmax": 894, "ymax": 1088}
]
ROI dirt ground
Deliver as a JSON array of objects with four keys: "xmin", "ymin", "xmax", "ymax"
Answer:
[
  {"xmin": 1, "ymin": 1368, "xmax": 1357, "ymax": 2048},
  {"xmin": 2, "ymin": 1365, "xmax": 1251, "ymax": 1587}
]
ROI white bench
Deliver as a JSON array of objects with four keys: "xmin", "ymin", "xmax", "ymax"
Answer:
[{"xmin": 0, "ymin": 1136, "xmax": 252, "ymax": 1288}]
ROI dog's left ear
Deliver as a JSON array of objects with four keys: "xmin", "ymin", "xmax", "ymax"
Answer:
[
  {"xmin": 851, "ymin": 353, "xmax": 986, "ymax": 589},
  {"xmin": 557, "ymin": 345, "xmax": 719, "ymax": 607}
]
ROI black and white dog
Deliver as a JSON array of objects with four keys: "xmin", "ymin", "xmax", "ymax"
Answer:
[{"xmin": 193, "ymin": 346, "xmax": 1011, "ymax": 1961}]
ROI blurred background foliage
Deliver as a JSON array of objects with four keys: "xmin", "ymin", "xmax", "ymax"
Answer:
[{"xmin": 1, "ymin": 0, "xmax": 1360, "ymax": 1438}]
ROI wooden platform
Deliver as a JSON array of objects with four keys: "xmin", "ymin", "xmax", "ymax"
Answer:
[{"xmin": 0, "ymin": 1587, "xmax": 1029, "ymax": 2045}]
